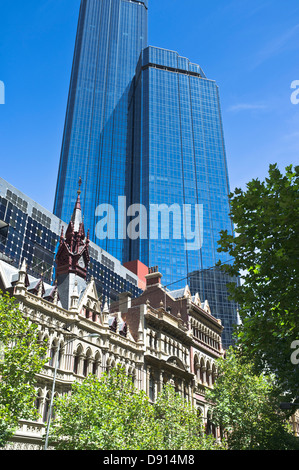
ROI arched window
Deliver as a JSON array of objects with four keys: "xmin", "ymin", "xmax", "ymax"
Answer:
[
  {"xmin": 43, "ymin": 392, "xmax": 51, "ymax": 423},
  {"xmin": 73, "ymin": 345, "xmax": 83, "ymax": 375},
  {"xmin": 194, "ymin": 356, "xmax": 200, "ymax": 381},
  {"xmin": 200, "ymin": 359, "xmax": 206, "ymax": 384},
  {"xmin": 92, "ymin": 352, "xmax": 101, "ymax": 377},
  {"xmin": 83, "ymin": 349, "xmax": 92, "ymax": 377},
  {"xmin": 149, "ymin": 373, "xmax": 155, "ymax": 402},
  {"xmin": 206, "ymin": 362, "xmax": 212, "ymax": 386},
  {"xmin": 35, "ymin": 389, "xmax": 43, "ymax": 419},
  {"xmin": 73, "ymin": 355, "xmax": 79, "ymax": 375},
  {"xmin": 49, "ymin": 341, "xmax": 56, "ymax": 367},
  {"xmin": 206, "ymin": 411, "xmax": 216, "ymax": 437},
  {"xmin": 83, "ymin": 358, "xmax": 89, "ymax": 377},
  {"xmin": 129, "ymin": 368, "xmax": 136, "ymax": 385}
]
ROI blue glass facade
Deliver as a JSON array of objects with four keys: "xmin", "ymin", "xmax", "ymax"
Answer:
[
  {"xmin": 54, "ymin": 0, "xmax": 148, "ymax": 262},
  {"xmin": 130, "ymin": 47, "xmax": 233, "ymax": 275},
  {"xmin": 129, "ymin": 47, "xmax": 238, "ymax": 346},
  {"xmin": 54, "ymin": 6, "xmax": 238, "ymax": 346}
]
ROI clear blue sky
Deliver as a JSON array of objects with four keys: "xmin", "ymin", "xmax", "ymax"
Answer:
[{"xmin": 0, "ymin": 0, "xmax": 298, "ymax": 211}]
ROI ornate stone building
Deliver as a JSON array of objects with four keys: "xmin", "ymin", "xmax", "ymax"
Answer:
[{"xmin": 0, "ymin": 189, "xmax": 224, "ymax": 450}]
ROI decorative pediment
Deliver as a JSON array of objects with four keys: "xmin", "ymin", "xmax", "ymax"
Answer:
[
  {"xmin": 166, "ymin": 356, "xmax": 187, "ymax": 371},
  {"xmin": 192, "ymin": 292, "xmax": 201, "ymax": 306},
  {"xmin": 78, "ymin": 277, "xmax": 101, "ymax": 313},
  {"xmin": 183, "ymin": 285, "xmax": 192, "ymax": 299},
  {"xmin": 169, "ymin": 284, "xmax": 192, "ymax": 301},
  {"xmin": 203, "ymin": 300, "xmax": 211, "ymax": 315}
]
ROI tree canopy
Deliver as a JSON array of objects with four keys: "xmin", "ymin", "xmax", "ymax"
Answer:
[
  {"xmin": 49, "ymin": 367, "xmax": 221, "ymax": 451},
  {"xmin": 0, "ymin": 291, "xmax": 48, "ymax": 447},
  {"xmin": 217, "ymin": 164, "xmax": 299, "ymax": 399},
  {"xmin": 206, "ymin": 348, "xmax": 299, "ymax": 450}
]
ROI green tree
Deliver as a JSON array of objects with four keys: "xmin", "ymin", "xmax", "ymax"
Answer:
[
  {"xmin": 153, "ymin": 383, "xmax": 222, "ymax": 450},
  {"xmin": 206, "ymin": 348, "xmax": 299, "ymax": 450},
  {"xmin": 0, "ymin": 291, "xmax": 48, "ymax": 447},
  {"xmin": 49, "ymin": 367, "xmax": 159, "ymax": 450},
  {"xmin": 217, "ymin": 164, "xmax": 299, "ymax": 399},
  {"xmin": 49, "ymin": 367, "xmax": 221, "ymax": 450}
]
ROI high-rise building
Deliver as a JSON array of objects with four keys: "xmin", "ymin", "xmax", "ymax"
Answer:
[
  {"xmin": 54, "ymin": 0, "xmax": 148, "ymax": 262},
  {"xmin": 53, "ymin": 2, "xmax": 238, "ymax": 346},
  {"xmin": 129, "ymin": 46, "xmax": 238, "ymax": 345}
]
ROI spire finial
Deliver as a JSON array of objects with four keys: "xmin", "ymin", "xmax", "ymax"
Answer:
[{"xmin": 78, "ymin": 176, "xmax": 82, "ymax": 195}]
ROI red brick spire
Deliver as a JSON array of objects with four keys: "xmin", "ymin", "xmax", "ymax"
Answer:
[{"xmin": 55, "ymin": 178, "xmax": 90, "ymax": 280}]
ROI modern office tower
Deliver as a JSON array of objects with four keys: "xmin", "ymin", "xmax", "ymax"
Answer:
[
  {"xmin": 53, "ymin": 3, "xmax": 238, "ymax": 345},
  {"xmin": 129, "ymin": 47, "xmax": 238, "ymax": 347},
  {"xmin": 54, "ymin": 0, "xmax": 148, "ymax": 262},
  {"xmin": 0, "ymin": 177, "xmax": 143, "ymax": 303}
]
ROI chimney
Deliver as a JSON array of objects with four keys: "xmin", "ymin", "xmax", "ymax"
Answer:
[
  {"xmin": 118, "ymin": 292, "xmax": 132, "ymax": 313},
  {"xmin": 145, "ymin": 266, "xmax": 162, "ymax": 289}
]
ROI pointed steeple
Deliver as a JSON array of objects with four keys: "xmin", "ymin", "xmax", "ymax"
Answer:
[
  {"xmin": 14, "ymin": 258, "xmax": 29, "ymax": 296},
  {"xmin": 55, "ymin": 180, "xmax": 90, "ymax": 310},
  {"xmin": 71, "ymin": 177, "xmax": 83, "ymax": 232},
  {"xmin": 18, "ymin": 258, "xmax": 29, "ymax": 286},
  {"xmin": 102, "ymin": 298, "xmax": 110, "ymax": 327},
  {"xmin": 55, "ymin": 178, "xmax": 90, "ymax": 281},
  {"xmin": 70, "ymin": 281, "xmax": 79, "ymax": 312}
]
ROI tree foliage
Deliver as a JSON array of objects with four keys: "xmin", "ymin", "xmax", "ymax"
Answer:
[
  {"xmin": 0, "ymin": 291, "xmax": 48, "ymax": 447},
  {"xmin": 153, "ymin": 382, "xmax": 220, "ymax": 450},
  {"xmin": 49, "ymin": 367, "xmax": 157, "ymax": 450},
  {"xmin": 49, "ymin": 367, "xmax": 221, "ymax": 450},
  {"xmin": 206, "ymin": 348, "xmax": 299, "ymax": 450},
  {"xmin": 217, "ymin": 164, "xmax": 299, "ymax": 398}
]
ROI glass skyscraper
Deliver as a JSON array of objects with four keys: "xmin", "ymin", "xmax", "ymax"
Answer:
[
  {"xmin": 130, "ymin": 47, "xmax": 233, "ymax": 275},
  {"xmin": 129, "ymin": 46, "xmax": 239, "ymax": 346},
  {"xmin": 54, "ymin": 2, "xmax": 239, "ymax": 346},
  {"xmin": 54, "ymin": 0, "xmax": 148, "ymax": 262}
]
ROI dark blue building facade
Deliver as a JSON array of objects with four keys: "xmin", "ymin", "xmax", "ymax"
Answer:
[
  {"xmin": 54, "ymin": 0, "xmax": 148, "ymax": 262},
  {"xmin": 128, "ymin": 46, "xmax": 239, "ymax": 346},
  {"xmin": 129, "ymin": 47, "xmax": 232, "ymax": 276}
]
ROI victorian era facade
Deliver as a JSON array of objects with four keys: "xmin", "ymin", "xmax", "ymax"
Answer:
[{"xmin": 0, "ymin": 189, "xmax": 224, "ymax": 450}]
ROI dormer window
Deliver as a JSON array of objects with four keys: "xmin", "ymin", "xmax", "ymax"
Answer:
[
  {"xmin": 109, "ymin": 317, "xmax": 117, "ymax": 333},
  {"xmin": 119, "ymin": 321, "xmax": 127, "ymax": 338}
]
